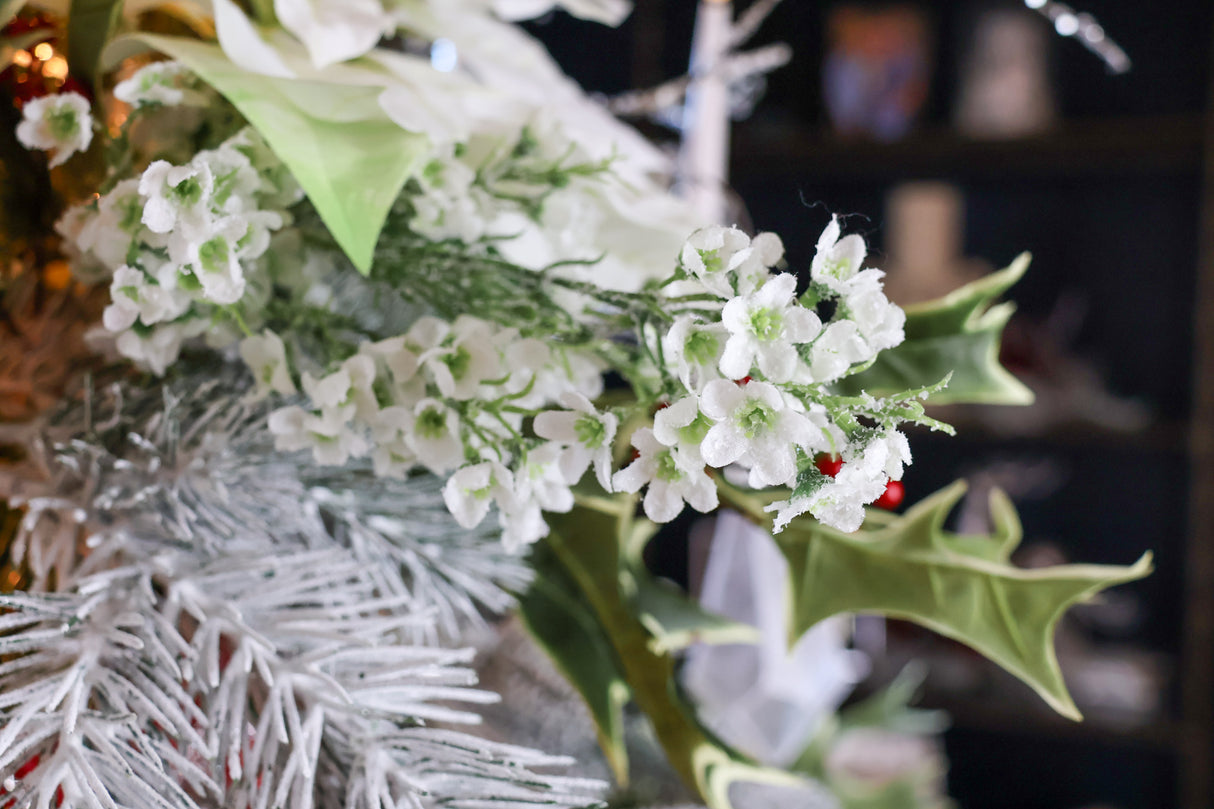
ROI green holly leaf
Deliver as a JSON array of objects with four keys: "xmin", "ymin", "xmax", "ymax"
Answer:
[
  {"xmin": 836, "ymin": 254, "xmax": 1034, "ymax": 405},
  {"xmin": 763, "ymin": 481, "xmax": 1151, "ymax": 721},
  {"xmin": 102, "ymin": 35, "xmax": 428, "ymax": 273},
  {"xmin": 518, "ymin": 542, "xmax": 632, "ymax": 784},
  {"xmin": 68, "ymin": 0, "xmax": 124, "ymax": 88},
  {"xmin": 633, "ymin": 574, "xmax": 760, "ymax": 654},
  {"xmin": 531, "ymin": 496, "xmax": 830, "ymax": 807}
]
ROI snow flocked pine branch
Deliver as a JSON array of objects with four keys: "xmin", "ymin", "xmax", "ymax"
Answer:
[{"xmin": 0, "ymin": 372, "xmax": 602, "ymax": 809}]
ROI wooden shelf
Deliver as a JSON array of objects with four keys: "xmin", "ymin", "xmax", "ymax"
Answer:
[{"xmin": 730, "ymin": 114, "xmax": 1205, "ymax": 180}]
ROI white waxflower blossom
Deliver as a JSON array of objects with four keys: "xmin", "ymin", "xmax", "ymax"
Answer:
[
  {"xmin": 679, "ymin": 225, "xmax": 752, "ymax": 298},
  {"xmin": 267, "ymin": 404, "xmax": 367, "ymax": 466},
  {"xmin": 699, "ymin": 379, "xmax": 825, "ymax": 488},
  {"xmin": 113, "ymin": 318, "xmax": 205, "ymax": 376},
  {"xmin": 505, "ymin": 340, "xmax": 605, "ymax": 408},
  {"xmin": 369, "ymin": 406, "xmax": 419, "ymax": 478},
  {"xmin": 239, "ymin": 330, "xmax": 295, "ymax": 399},
  {"xmin": 499, "ymin": 443, "xmax": 576, "ymax": 552},
  {"xmin": 664, "ymin": 315, "xmax": 727, "ymax": 392},
  {"xmin": 15, "ymin": 92, "xmax": 93, "ymax": 168},
  {"xmin": 443, "ymin": 460, "xmax": 516, "ymax": 530},
  {"xmin": 807, "ymin": 320, "xmax": 873, "ymax": 384},
  {"xmin": 114, "ymin": 61, "xmax": 205, "ymax": 108},
  {"xmin": 533, "ymin": 392, "xmax": 618, "ymax": 490},
  {"xmin": 732, "ymin": 231, "xmax": 786, "ymax": 294},
  {"xmin": 811, "ymin": 216, "xmax": 867, "ymax": 295},
  {"xmin": 845, "ymin": 270, "xmax": 906, "ymax": 353},
  {"xmin": 422, "ymin": 316, "xmax": 504, "ymax": 401},
  {"xmin": 613, "ymin": 427, "xmax": 717, "ymax": 523},
  {"xmin": 184, "ymin": 216, "xmax": 249, "ymax": 305},
  {"xmin": 406, "ymin": 398, "xmax": 466, "ymax": 474},
  {"xmin": 719, "ymin": 273, "xmax": 822, "ymax": 383},
  {"xmin": 139, "ymin": 159, "xmax": 215, "ymax": 238},
  {"xmin": 302, "ymin": 367, "xmax": 352, "ymax": 411},
  {"xmin": 103, "ymin": 265, "xmax": 191, "ymax": 332},
  {"xmin": 360, "ymin": 337, "xmax": 427, "ymax": 408},
  {"xmin": 652, "ymin": 395, "xmax": 712, "ymax": 466},
  {"xmin": 74, "ymin": 179, "xmax": 146, "ymax": 271},
  {"xmin": 341, "ymin": 353, "xmax": 381, "ymax": 422}
]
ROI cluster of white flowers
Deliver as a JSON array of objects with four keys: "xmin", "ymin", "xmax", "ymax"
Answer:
[
  {"xmin": 53, "ymin": 90, "xmax": 302, "ymax": 373},
  {"xmin": 256, "ymin": 215, "xmax": 923, "ymax": 548},
  {"xmin": 258, "ymin": 314, "xmax": 607, "ymax": 550},
  {"xmin": 620, "ymin": 218, "xmax": 914, "ymax": 533}
]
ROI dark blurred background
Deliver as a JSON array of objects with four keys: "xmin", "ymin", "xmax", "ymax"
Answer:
[{"xmin": 527, "ymin": 2, "xmax": 1214, "ymax": 807}]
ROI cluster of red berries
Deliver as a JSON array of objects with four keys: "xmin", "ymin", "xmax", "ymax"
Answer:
[{"xmin": 814, "ymin": 452, "xmax": 905, "ymax": 510}]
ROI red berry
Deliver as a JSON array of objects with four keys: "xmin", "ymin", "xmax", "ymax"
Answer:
[
  {"xmin": 814, "ymin": 453, "xmax": 842, "ymax": 478},
  {"xmin": 14, "ymin": 755, "xmax": 39, "ymax": 780},
  {"xmin": 874, "ymin": 479, "xmax": 905, "ymax": 510},
  {"xmin": 734, "ymin": 376, "xmax": 752, "ymax": 386}
]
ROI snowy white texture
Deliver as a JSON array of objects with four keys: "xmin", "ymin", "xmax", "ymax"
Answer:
[
  {"xmin": 612, "ymin": 427, "xmax": 717, "ymax": 523},
  {"xmin": 0, "ymin": 373, "xmax": 600, "ymax": 809},
  {"xmin": 768, "ymin": 431, "xmax": 911, "ymax": 534},
  {"xmin": 719, "ymin": 273, "xmax": 822, "ymax": 383},
  {"xmin": 699, "ymin": 379, "xmax": 824, "ymax": 489},
  {"xmin": 15, "ymin": 92, "xmax": 93, "ymax": 168},
  {"xmin": 533, "ymin": 392, "xmax": 618, "ymax": 491}
]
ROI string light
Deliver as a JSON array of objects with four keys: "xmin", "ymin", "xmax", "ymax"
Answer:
[
  {"xmin": 32, "ymin": 41, "xmax": 52, "ymax": 61},
  {"xmin": 1024, "ymin": 0, "xmax": 1130, "ymax": 73}
]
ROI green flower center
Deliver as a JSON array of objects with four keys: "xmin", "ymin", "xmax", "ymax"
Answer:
[
  {"xmin": 117, "ymin": 196, "xmax": 143, "ymax": 232},
  {"xmin": 170, "ymin": 175, "xmax": 204, "ymax": 207},
  {"xmin": 735, "ymin": 400, "xmax": 775, "ymax": 439},
  {"xmin": 197, "ymin": 236, "xmax": 229, "ymax": 275},
  {"xmin": 684, "ymin": 329, "xmax": 720, "ymax": 365},
  {"xmin": 748, "ymin": 306, "xmax": 782, "ymax": 341},
  {"xmin": 655, "ymin": 450, "xmax": 683, "ymax": 482},
  {"xmin": 822, "ymin": 256, "xmax": 851, "ymax": 280},
  {"xmin": 697, "ymin": 248, "xmax": 723, "ymax": 275},
  {"xmin": 46, "ymin": 107, "xmax": 79, "ymax": 141},
  {"xmin": 443, "ymin": 345, "xmax": 472, "ymax": 380},
  {"xmin": 574, "ymin": 414, "xmax": 607, "ymax": 448},
  {"xmin": 678, "ymin": 412, "xmax": 712, "ymax": 445},
  {"xmin": 416, "ymin": 407, "xmax": 447, "ymax": 439}
]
